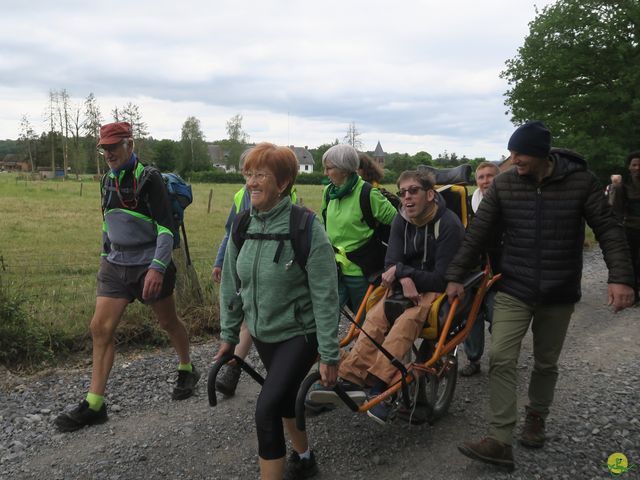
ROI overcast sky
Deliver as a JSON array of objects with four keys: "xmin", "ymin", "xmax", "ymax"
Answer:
[{"xmin": 0, "ymin": 0, "xmax": 555, "ymax": 160}]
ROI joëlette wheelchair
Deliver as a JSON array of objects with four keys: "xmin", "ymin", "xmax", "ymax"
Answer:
[{"xmin": 207, "ymin": 165, "xmax": 499, "ymax": 431}]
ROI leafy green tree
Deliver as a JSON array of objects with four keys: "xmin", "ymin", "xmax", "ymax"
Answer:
[
  {"xmin": 180, "ymin": 116, "xmax": 209, "ymax": 174},
  {"xmin": 83, "ymin": 93, "xmax": 103, "ymax": 175},
  {"xmin": 18, "ymin": 115, "xmax": 37, "ymax": 171},
  {"xmin": 226, "ymin": 114, "xmax": 250, "ymax": 143},
  {"xmin": 501, "ymin": 0, "xmax": 640, "ymax": 179},
  {"xmin": 310, "ymin": 140, "xmax": 339, "ymax": 172},
  {"xmin": 221, "ymin": 114, "xmax": 250, "ymax": 170},
  {"xmin": 153, "ymin": 139, "xmax": 180, "ymax": 172},
  {"xmin": 413, "ymin": 151, "xmax": 432, "ymax": 166}
]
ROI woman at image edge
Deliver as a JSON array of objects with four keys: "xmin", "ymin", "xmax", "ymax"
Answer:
[{"xmin": 215, "ymin": 142, "xmax": 339, "ymax": 480}]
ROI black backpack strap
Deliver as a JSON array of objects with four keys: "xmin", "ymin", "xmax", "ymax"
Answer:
[
  {"xmin": 359, "ymin": 181, "xmax": 377, "ymax": 230},
  {"xmin": 231, "ymin": 209, "xmax": 252, "ymax": 253},
  {"xmin": 100, "ymin": 172, "xmax": 110, "ymax": 215},
  {"xmin": 321, "ymin": 187, "xmax": 331, "ymax": 227},
  {"xmin": 289, "ymin": 204, "xmax": 315, "ymax": 270}
]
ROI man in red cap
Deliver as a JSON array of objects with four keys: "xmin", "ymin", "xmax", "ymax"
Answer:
[
  {"xmin": 445, "ymin": 121, "xmax": 635, "ymax": 470},
  {"xmin": 55, "ymin": 122, "xmax": 199, "ymax": 432}
]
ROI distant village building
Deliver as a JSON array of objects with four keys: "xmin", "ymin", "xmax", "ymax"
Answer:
[
  {"xmin": 207, "ymin": 143, "xmax": 314, "ymax": 174},
  {"xmin": 497, "ymin": 154, "xmax": 511, "ymax": 172},
  {"xmin": 37, "ymin": 166, "xmax": 65, "ymax": 179},
  {"xmin": 289, "ymin": 146, "xmax": 314, "ymax": 174},
  {"xmin": 207, "ymin": 144, "xmax": 233, "ymax": 172},
  {"xmin": 0, "ymin": 154, "xmax": 29, "ymax": 172},
  {"xmin": 373, "ymin": 141, "xmax": 385, "ymax": 166}
]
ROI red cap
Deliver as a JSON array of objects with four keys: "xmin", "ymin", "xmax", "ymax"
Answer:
[{"xmin": 98, "ymin": 122, "xmax": 133, "ymax": 146}]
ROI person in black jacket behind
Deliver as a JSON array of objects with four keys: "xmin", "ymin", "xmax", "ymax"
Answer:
[{"xmin": 445, "ymin": 121, "xmax": 635, "ymax": 470}]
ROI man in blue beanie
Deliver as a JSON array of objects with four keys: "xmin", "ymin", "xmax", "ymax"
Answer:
[{"xmin": 445, "ymin": 121, "xmax": 635, "ymax": 470}]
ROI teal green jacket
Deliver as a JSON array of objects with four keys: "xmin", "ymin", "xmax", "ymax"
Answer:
[
  {"xmin": 219, "ymin": 196, "xmax": 340, "ymax": 365},
  {"xmin": 322, "ymin": 177, "xmax": 397, "ymax": 276}
]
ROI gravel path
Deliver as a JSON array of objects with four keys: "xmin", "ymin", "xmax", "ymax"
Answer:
[{"xmin": 1, "ymin": 248, "xmax": 639, "ymax": 480}]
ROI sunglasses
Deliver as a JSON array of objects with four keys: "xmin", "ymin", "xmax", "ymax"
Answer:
[{"xmin": 396, "ymin": 186, "xmax": 427, "ymax": 197}]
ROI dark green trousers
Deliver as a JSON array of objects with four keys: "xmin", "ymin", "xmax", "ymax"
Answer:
[{"xmin": 488, "ymin": 292, "xmax": 575, "ymax": 444}]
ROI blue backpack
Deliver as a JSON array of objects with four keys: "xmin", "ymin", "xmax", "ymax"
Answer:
[
  {"xmin": 100, "ymin": 166, "xmax": 193, "ymax": 263},
  {"xmin": 160, "ymin": 171, "xmax": 193, "ymax": 248}
]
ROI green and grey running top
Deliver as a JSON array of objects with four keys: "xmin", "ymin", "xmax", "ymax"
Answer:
[{"xmin": 100, "ymin": 158, "xmax": 174, "ymax": 273}]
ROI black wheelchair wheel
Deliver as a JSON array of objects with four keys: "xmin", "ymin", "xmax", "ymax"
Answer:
[{"xmin": 423, "ymin": 352, "xmax": 458, "ymax": 420}]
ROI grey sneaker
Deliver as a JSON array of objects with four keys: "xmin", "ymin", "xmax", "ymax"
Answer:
[
  {"xmin": 54, "ymin": 400, "xmax": 108, "ymax": 432},
  {"xmin": 307, "ymin": 379, "xmax": 367, "ymax": 406},
  {"xmin": 215, "ymin": 364, "xmax": 242, "ymax": 397},
  {"xmin": 172, "ymin": 365, "xmax": 201, "ymax": 400}
]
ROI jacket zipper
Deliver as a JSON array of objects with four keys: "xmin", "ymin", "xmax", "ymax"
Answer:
[
  {"xmin": 535, "ymin": 186, "xmax": 542, "ymax": 301},
  {"xmin": 252, "ymin": 218, "xmax": 265, "ymax": 339}
]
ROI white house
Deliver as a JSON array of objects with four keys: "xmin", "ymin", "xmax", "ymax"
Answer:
[{"xmin": 290, "ymin": 146, "xmax": 314, "ymax": 174}]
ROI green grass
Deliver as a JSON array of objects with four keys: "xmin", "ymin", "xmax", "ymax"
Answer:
[
  {"xmin": 0, "ymin": 173, "xmax": 598, "ymax": 364},
  {"xmin": 0, "ymin": 173, "xmax": 328, "ymax": 363}
]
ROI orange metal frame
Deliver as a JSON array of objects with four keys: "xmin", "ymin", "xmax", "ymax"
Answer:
[{"xmin": 336, "ymin": 265, "xmax": 501, "ymax": 413}]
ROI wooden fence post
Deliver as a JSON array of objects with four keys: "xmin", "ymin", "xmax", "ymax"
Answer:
[{"xmin": 207, "ymin": 189, "xmax": 213, "ymax": 214}]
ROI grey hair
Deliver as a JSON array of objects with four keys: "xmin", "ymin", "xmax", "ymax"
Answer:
[
  {"xmin": 322, "ymin": 144, "xmax": 359, "ymax": 173},
  {"xmin": 239, "ymin": 147, "xmax": 253, "ymax": 169}
]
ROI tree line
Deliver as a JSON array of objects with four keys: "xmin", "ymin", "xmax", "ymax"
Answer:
[{"xmin": 9, "ymin": 94, "xmax": 484, "ymax": 181}]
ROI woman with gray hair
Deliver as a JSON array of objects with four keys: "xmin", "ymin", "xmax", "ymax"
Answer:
[{"xmin": 321, "ymin": 144, "xmax": 397, "ymax": 313}]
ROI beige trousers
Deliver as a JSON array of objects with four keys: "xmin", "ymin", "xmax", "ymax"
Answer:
[{"xmin": 339, "ymin": 292, "xmax": 438, "ymax": 386}]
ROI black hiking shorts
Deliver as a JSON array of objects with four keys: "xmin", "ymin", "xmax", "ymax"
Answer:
[{"xmin": 96, "ymin": 259, "xmax": 176, "ymax": 304}]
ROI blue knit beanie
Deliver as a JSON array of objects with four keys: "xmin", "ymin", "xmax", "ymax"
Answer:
[{"xmin": 507, "ymin": 121, "xmax": 551, "ymax": 158}]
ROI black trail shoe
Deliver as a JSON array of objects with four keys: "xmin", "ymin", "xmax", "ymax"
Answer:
[
  {"xmin": 283, "ymin": 450, "xmax": 319, "ymax": 480},
  {"xmin": 54, "ymin": 400, "xmax": 108, "ymax": 432},
  {"xmin": 172, "ymin": 366, "xmax": 201, "ymax": 400},
  {"xmin": 215, "ymin": 364, "xmax": 242, "ymax": 397}
]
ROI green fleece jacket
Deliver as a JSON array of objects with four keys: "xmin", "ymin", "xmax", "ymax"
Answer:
[
  {"xmin": 219, "ymin": 197, "xmax": 340, "ymax": 365},
  {"xmin": 322, "ymin": 177, "xmax": 397, "ymax": 276}
]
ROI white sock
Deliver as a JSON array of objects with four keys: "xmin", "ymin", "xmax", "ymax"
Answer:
[{"xmin": 298, "ymin": 448, "xmax": 311, "ymax": 460}]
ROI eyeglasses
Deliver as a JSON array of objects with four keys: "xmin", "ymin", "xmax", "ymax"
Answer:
[
  {"xmin": 243, "ymin": 171, "xmax": 271, "ymax": 182},
  {"xmin": 97, "ymin": 141, "xmax": 124, "ymax": 156},
  {"xmin": 397, "ymin": 186, "xmax": 427, "ymax": 197}
]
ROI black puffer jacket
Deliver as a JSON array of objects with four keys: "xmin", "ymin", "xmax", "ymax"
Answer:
[{"xmin": 446, "ymin": 148, "xmax": 634, "ymax": 305}]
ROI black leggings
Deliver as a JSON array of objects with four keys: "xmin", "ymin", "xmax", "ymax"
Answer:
[{"xmin": 253, "ymin": 334, "xmax": 318, "ymax": 460}]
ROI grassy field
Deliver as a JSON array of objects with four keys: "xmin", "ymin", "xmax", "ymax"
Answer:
[
  {"xmin": 0, "ymin": 173, "xmax": 328, "ymax": 362},
  {"xmin": 0, "ymin": 172, "xmax": 596, "ymax": 365}
]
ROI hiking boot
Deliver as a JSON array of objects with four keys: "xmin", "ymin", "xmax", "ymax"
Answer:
[
  {"xmin": 307, "ymin": 379, "xmax": 367, "ymax": 406},
  {"xmin": 458, "ymin": 437, "xmax": 514, "ymax": 471},
  {"xmin": 283, "ymin": 450, "xmax": 319, "ymax": 480},
  {"xmin": 519, "ymin": 408, "xmax": 545, "ymax": 448},
  {"xmin": 460, "ymin": 361, "xmax": 481, "ymax": 377},
  {"xmin": 54, "ymin": 400, "xmax": 108, "ymax": 432},
  {"xmin": 215, "ymin": 364, "xmax": 242, "ymax": 397},
  {"xmin": 172, "ymin": 365, "xmax": 201, "ymax": 400}
]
